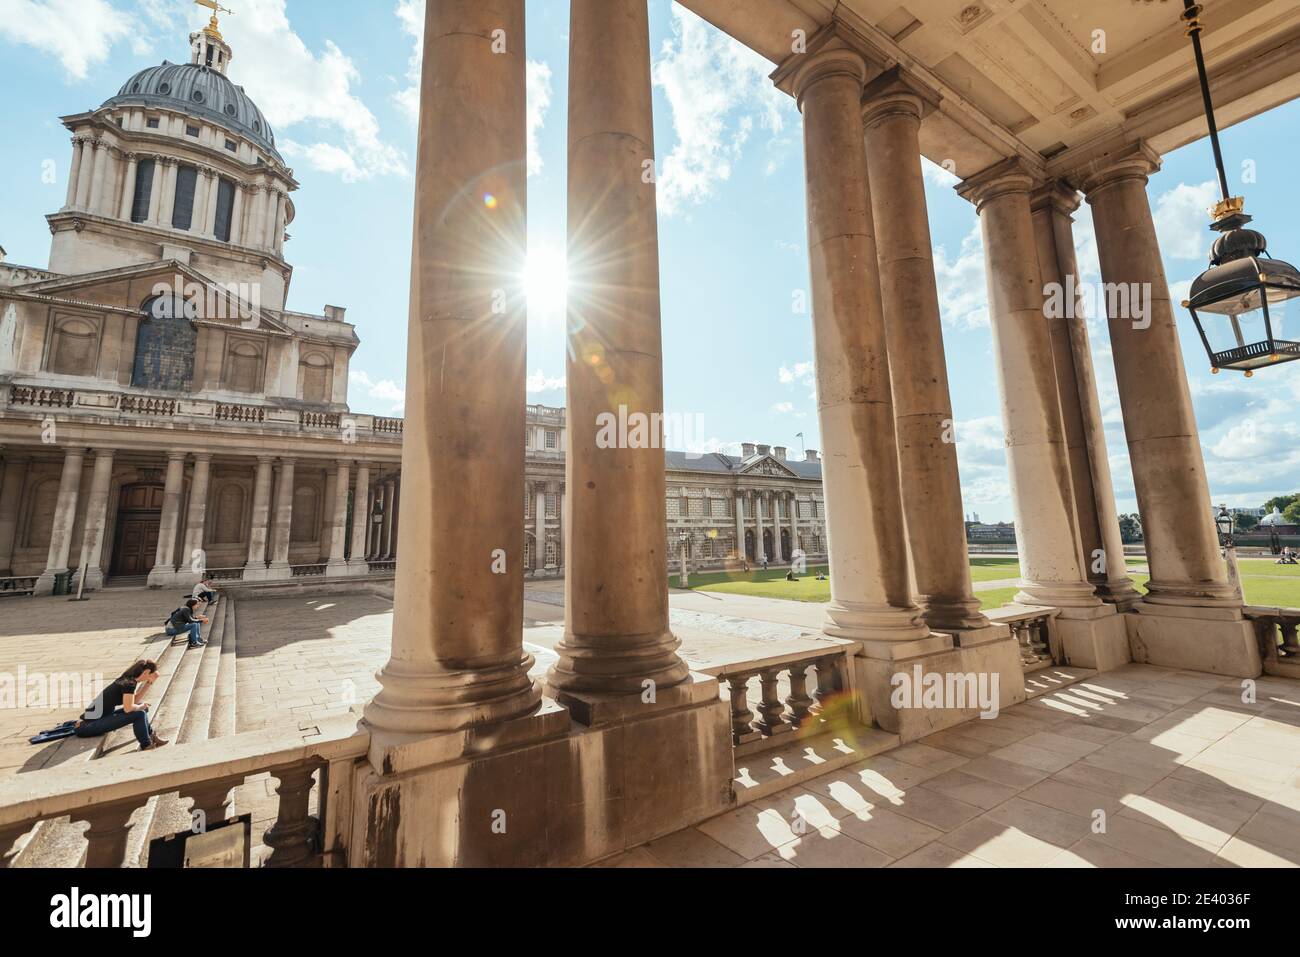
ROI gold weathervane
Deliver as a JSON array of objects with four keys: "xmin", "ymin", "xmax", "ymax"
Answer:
[{"xmin": 195, "ymin": 0, "xmax": 235, "ymax": 40}]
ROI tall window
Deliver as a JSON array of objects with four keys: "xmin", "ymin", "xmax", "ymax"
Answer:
[
  {"xmin": 171, "ymin": 165, "xmax": 198, "ymax": 231},
  {"xmin": 131, "ymin": 159, "xmax": 156, "ymax": 223},
  {"xmin": 213, "ymin": 177, "xmax": 236, "ymax": 242}
]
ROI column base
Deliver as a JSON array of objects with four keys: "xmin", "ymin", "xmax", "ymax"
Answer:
[
  {"xmin": 1125, "ymin": 600, "xmax": 1262, "ymax": 678},
  {"xmin": 347, "ymin": 561, "xmax": 371, "ymax": 577},
  {"xmin": 1052, "ymin": 603, "xmax": 1132, "ymax": 672},
  {"xmin": 856, "ymin": 635, "xmax": 1027, "ymax": 743},
  {"xmin": 363, "ymin": 654, "xmax": 542, "ymax": 735},
  {"xmin": 146, "ymin": 566, "xmax": 174, "ymax": 589},
  {"xmin": 33, "ymin": 571, "xmax": 64, "ymax": 597},
  {"xmin": 325, "ymin": 561, "xmax": 351, "ymax": 579},
  {"xmin": 352, "ymin": 678, "xmax": 733, "ymax": 866},
  {"xmin": 76, "ymin": 568, "xmax": 105, "ymax": 593},
  {"xmin": 546, "ymin": 628, "xmax": 691, "ymax": 696}
]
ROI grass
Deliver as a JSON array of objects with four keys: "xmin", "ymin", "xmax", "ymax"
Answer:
[{"xmin": 682, "ymin": 555, "xmax": 1300, "ymax": 610}]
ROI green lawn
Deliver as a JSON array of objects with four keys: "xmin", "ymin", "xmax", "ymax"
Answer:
[{"xmin": 682, "ymin": 556, "xmax": 1300, "ymax": 610}]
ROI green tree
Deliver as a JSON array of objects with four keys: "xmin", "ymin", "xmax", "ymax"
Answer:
[
  {"xmin": 1285, "ymin": 501, "xmax": 1300, "ymax": 526},
  {"xmin": 1118, "ymin": 513, "xmax": 1143, "ymax": 543},
  {"xmin": 1263, "ymin": 493, "xmax": 1300, "ymax": 515},
  {"xmin": 1236, "ymin": 512, "xmax": 1260, "ymax": 532}
]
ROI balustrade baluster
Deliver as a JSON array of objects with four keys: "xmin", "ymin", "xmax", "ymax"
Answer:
[
  {"xmin": 754, "ymin": 669, "xmax": 790, "ymax": 737},
  {"xmin": 75, "ymin": 800, "xmax": 140, "ymax": 868},
  {"xmin": 1, "ymin": 822, "xmax": 29, "ymax": 868},
  {"xmin": 812, "ymin": 657, "xmax": 840, "ymax": 712},
  {"xmin": 263, "ymin": 763, "xmax": 320, "ymax": 868},
  {"xmin": 785, "ymin": 664, "xmax": 813, "ymax": 729},
  {"xmin": 1280, "ymin": 620, "xmax": 1299, "ymax": 658},
  {"xmin": 725, "ymin": 673, "xmax": 759, "ymax": 745},
  {"xmin": 180, "ymin": 776, "xmax": 241, "ymax": 833}
]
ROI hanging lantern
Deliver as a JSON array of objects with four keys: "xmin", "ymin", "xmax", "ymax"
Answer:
[{"xmin": 1178, "ymin": 2, "xmax": 1300, "ymax": 375}]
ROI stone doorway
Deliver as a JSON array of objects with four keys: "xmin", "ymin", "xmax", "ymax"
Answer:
[{"xmin": 110, "ymin": 484, "xmax": 164, "ymax": 577}]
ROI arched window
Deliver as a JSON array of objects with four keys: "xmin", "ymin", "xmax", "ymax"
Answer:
[
  {"xmin": 210, "ymin": 483, "xmax": 247, "ymax": 544},
  {"xmin": 299, "ymin": 352, "xmax": 333, "ymax": 403},
  {"xmin": 223, "ymin": 340, "xmax": 264, "ymax": 393},
  {"xmin": 48, "ymin": 317, "xmax": 98, "ymax": 377},
  {"xmin": 213, "ymin": 177, "xmax": 237, "ymax": 242},
  {"xmin": 132, "ymin": 295, "xmax": 197, "ymax": 392}
]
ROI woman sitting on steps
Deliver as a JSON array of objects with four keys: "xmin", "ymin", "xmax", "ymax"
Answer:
[{"xmin": 74, "ymin": 660, "xmax": 168, "ymax": 752}]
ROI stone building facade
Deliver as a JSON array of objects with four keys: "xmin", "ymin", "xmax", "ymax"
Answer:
[{"xmin": 0, "ymin": 18, "xmax": 825, "ymax": 595}]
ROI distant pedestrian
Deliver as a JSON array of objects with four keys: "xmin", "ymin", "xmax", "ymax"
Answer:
[
  {"xmin": 192, "ymin": 577, "xmax": 218, "ymax": 609},
  {"xmin": 166, "ymin": 599, "xmax": 208, "ymax": 648},
  {"xmin": 74, "ymin": 660, "xmax": 167, "ymax": 752}
]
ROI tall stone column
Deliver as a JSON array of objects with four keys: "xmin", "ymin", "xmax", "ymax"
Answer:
[
  {"xmin": 349, "ymin": 462, "xmax": 371, "ymax": 575},
  {"xmin": 149, "ymin": 452, "xmax": 186, "ymax": 587},
  {"xmin": 754, "ymin": 493, "xmax": 767, "ymax": 563},
  {"xmin": 379, "ymin": 479, "xmax": 394, "ymax": 560},
  {"xmin": 535, "ymin": 484, "xmax": 547, "ymax": 568},
  {"xmin": 0, "ymin": 455, "xmax": 29, "ymax": 573},
  {"xmin": 1030, "ymin": 182, "xmax": 1140, "ymax": 608},
  {"xmin": 87, "ymin": 142, "xmax": 110, "ymax": 215},
  {"xmin": 193, "ymin": 169, "xmax": 211, "ymax": 235},
  {"xmin": 549, "ymin": 0, "xmax": 689, "ymax": 697},
  {"xmin": 791, "ymin": 47, "xmax": 930, "ymax": 647},
  {"xmin": 145, "ymin": 158, "xmax": 164, "ymax": 226},
  {"xmin": 65, "ymin": 138, "xmax": 85, "ymax": 209},
  {"xmin": 118, "ymin": 154, "xmax": 139, "ymax": 221},
  {"xmin": 267, "ymin": 457, "xmax": 296, "ymax": 577},
  {"xmin": 243, "ymin": 456, "xmax": 274, "ymax": 577},
  {"xmin": 35, "ymin": 448, "xmax": 86, "ymax": 596},
  {"xmin": 204, "ymin": 170, "xmax": 222, "ymax": 238},
  {"xmin": 178, "ymin": 454, "xmax": 212, "ymax": 581},
  {"xmin": 957, "ymin": 161, "xmax": 1101, "ymax": 611},
  {"xmin": 1078, "ymin": 143, "xmax": 1258, "ymax": 676},
  {"xmin": 75, "ymin": 141, "xmax": 96, "ymax": 210},
  {"xmin": 326, "ymin": 459, "xmax": 351, "ymax": 577},
  {"xmin": 230, "ymin": 186, "xmax": 245, "ymax": 245},
  {"xmin": 387, "ymin": 478, "xmax": 401, "ymax": 560},
  {"xmin": 734, "ymin": 493, "xmax": 746, "ymax": 561},
  {"xmin": 160, "ymin": 159, "xmax": 179, "ymax": 227},
  {"xmin": 862, "ymin": 69, "xmax": 988, "ymax": 634},
  {"xmin": 772, "ymin": 494, "xmax": 784, "ymax": 563},
  {"xmin": 76, "ymin": 449, "xmax": 116, "ymax": 591},
  {"xmin": 364, "ymin": 0, "xmax": 540, "ymax": 734}
]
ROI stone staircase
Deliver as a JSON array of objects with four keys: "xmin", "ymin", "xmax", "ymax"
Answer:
[{"xmin": 7, "ymin": 598, "xmax": 238, "ymax": 868}]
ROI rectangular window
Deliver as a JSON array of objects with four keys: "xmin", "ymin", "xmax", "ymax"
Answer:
[
  {"xmin": 186, "ymin": 125, "xmax": 200, "ymax": 138},
  {"xmin": 171, "ymin": 165, "xmax": 198, "ymax": 231},
  {"xmin": 146, "ymin": 117, "xmax": 160, "ymax": 129},
  {"xmin": 225, "ymin": 139, "xmax": 237, "ymax": 152},
  {"xmin": 130, "ymin": 158, "xmax": 155, "ymax": 223},
  {"xmin": 213, "ymin": 177, "xmax": 236, "ymax": 242},
  {"xmin": 546, "ymin": 493, "xmax": 557, "ymax": 518},
  {"xmin": 545, "ymin": 430, "xmax": 558, "ymax": 449}
]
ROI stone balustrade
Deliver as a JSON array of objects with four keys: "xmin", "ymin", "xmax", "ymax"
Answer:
[
  {"xmin": 291, "ymin": 563, "xmax": 327, "ymax": 578},
  {"xmin": 1245, "ymin": 605, "xmax": 1300, "ymax": 675},
  {"xmin": 9, "ymin": 385, "xmax": 76, "ymax": 408},
  {"xmin": 120, "ymin": 395, "xmax": 178, "ymax": 416},
  {"xmin": 215, "ymin": 402, "xmax": 266, "ymax": 423},
  {"xmin": 986, "ymin": 605, "xmax": 1059, "ymax": 671},
  {"xmin": 0, "ymin": 576, "xmax": 39, "ymax": 597},
  {"xmin": 0, "ymin": 718, "xmax": 368, "ymax": 869},
  {"xmin": 706, "ymin": 644, "xmax": 859, "ymax": 748}
]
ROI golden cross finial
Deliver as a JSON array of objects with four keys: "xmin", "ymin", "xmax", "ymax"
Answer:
[{"xmin": 195, "ymin": 0, "xmax": 235, "ymax": 39}]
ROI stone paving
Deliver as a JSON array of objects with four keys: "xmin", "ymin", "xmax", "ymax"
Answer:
[{"xmin": 602, "ymin": 664, "xmax": 1300, "ymax": 868}]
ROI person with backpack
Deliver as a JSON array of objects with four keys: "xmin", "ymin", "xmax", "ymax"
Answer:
[
  {"xmin": 73, "ymin": 660, "xmax": 167, "ymax": 751},
  {"xmin": 166, "ymin": 599, "xmax": 208, "ymax": 648}
]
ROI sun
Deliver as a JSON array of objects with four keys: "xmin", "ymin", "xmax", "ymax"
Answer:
[{"xmin": 523, "ymin": 245, "xmax": 568, "ymax": 323}]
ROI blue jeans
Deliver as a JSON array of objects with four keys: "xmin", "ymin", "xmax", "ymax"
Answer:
[
  {"xmin": 76, "ymin": 709, "xmax": 153, "ymax": 749},
  {"xmin": 167, "ymin": 622, "xmax": 203, "ymax": 645}
]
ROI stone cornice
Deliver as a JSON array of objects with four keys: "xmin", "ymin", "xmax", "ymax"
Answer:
[
  {"xmin": 955, "ymin": 156, "xmax": 1040, "ymax": 211},
  {"xmin": 1068, "ymin": 140, "xmax": 1163, "ymax": 196},
  {"xmin": 1029, "ymin": 181, "xmax": 1083, "ymax": 219},
  {"xmin": 861, "ymin": 65, "xmax": 941, "ymax": 127}
]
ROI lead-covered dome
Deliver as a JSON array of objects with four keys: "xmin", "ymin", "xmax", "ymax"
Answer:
[{"xmin": 104, "ymin": 61, "xmax": 282, "ymax": 162}]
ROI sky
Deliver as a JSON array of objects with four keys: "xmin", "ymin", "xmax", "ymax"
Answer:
[{"xmin": 1, "ymin": 0, "xmax": 1298, "ymax": 523}]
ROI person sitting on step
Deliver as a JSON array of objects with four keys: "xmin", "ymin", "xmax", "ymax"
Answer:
[
  {"xmin": 74, "ymin": 660, "xmax": 167, "ymax": 751},
  {"xmin": 165, "ymin": 599, "xmax": 209, "ymax": 648},
  {"xmin": 191, "ymin": 577, "xmax": 218, "ymax": 610}
]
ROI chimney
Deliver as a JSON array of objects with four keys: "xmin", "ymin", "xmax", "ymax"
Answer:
[
  {"xmin": 756, "ymin": 444, "xmax": 771, "ymax": 456},
  {"xmin": 0, "ymin": 245, "xmax": 6, "ymax": 263},
  {"xmin": 742, "ymin": 442, "xmax": 756, "ymax": 458},
  {"xmin": 324, "ymin": 305, "xmax": 347, "ymax": 321},
  {"xmin": 805, "ymin": 449, "xmax": 819, "ymax": 462},
  {"xmin": 773, "ymin": 446, "xmax": 787, "ymax": 461}
]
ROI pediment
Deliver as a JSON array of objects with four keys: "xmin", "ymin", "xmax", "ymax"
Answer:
[{"xmin": 739, "ymin": 455, "xmax": 798, "ymax": 478}]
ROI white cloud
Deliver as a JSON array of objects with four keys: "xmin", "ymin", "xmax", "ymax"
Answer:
[
  {"xmin": 349, "ymin": 370, "xmax": 405, "ymax": 413},
  {"xmin": 777, "ymin": 361, "xmax": 814, "ymax": 386},
  {"xmin": 0, "ymin": 0, "xmax": 132, "ymax": 79},
  {"xmin": 921, "ymin": 158, "xmax": 959, "ymax": 189},
  {"xmin": 1153, "ymin": 180, "xmax": 1217, "ymax": 260},
  {"xmin": 526, "ymin": 369, "xmax": 565, "ymax": 393},
  {"xmin": 652, "ymin": 5, "xmax": 788, "ymax": 216},
  {"xmin": 771, "ymin": 401, "xmax": 794, "ymax": 414},
  {"xmin": 934, "ymin": 223, "xmax": 990, "ymax": 329},
  {"xmin": 393, "ymin": 0, "xmax": 552, "ymax": 178}
]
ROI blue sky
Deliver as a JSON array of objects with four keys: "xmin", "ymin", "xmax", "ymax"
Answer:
[{"xmin": 2, "ymin": 0, "xmax": 1298, "ymax": 522}]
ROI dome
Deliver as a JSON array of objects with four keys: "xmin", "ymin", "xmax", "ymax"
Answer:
[
  {"xmin": 1260, "ymin": 508, "xmax": 1288, "ymax": 526},
  {"xmin": 103, "ymin": 61, "xmax": 282, "ymax": 162}
]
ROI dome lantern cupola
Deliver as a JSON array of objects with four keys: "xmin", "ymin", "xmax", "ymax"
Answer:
[{"xmin": 190, "ymin": 0, "xmax": 234, "ymax": 76}]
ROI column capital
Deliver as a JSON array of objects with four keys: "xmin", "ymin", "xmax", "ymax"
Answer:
[
  {"xmin": 1073, "ymin": 141, "xmax": 1162, "ymax": 196},
  {"xmin": 955, "ymin": 156, "xmax": 1039, "ymax": 211},
  {"xmin": 166, "ymin": 450, "xmax": 188, "ymax": 463},
  {"xmin": 861, "ymin": 65, "xmax": 940, "ymax": 127},
  {"xmin": 788, "ymin": 46, "xmax": 870, "ymax": 107},
  {"xmin": 191, "ymin": 452, "xmax": 213, "ymax": 463},
  {"xmin": 1030, "ymin": 180, "xmax": 1083, "ymax": 218},
  {"xmin": 256, "ymin": 454, "xmax": 276, "ymax": 465}
]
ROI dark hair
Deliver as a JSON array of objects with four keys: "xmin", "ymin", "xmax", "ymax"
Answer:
[
  {"xmin": 186, "ymin": 599, "xmax": 200, "ymax": 609},
  {"xmin": 118, "ymin": 659, "xmax": 159, "ymax": 683}
]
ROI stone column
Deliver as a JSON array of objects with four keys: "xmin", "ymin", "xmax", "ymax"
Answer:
[
  {"xmin": 178, "ymin": 454, "xmax": 212, "ymax": 580},
  {"xmin": 267, "ymin": 457, "xmax": 296, "ymax": 576},
  {"xmin": 957, "ymin": 160, "xmax": 1101, "ymax": 611},
  {"xmin": 76, "ymin": 449, "xmax": 116, "ymax": 591},
  {"xmin": 325, "ymin": 459, "xmax": 351, "ymax": 577},
  {"xmin": 349, "ymin": 462, "xmax": 371, "ymax": 575},
  {"xmin": 243, "ymin": 456, "xmax": 274, "ymax": 576},
  {"xmin": 204, "ymin": 170, "xmax": 222, "ymax": 238},
  {"xmin": 754, "ymin": 493, "xmax": 767, "ymax": 563},
  {"xmin": 863, "ymin": 70, "xmax": 989, "ymax": 634},
  {"xmin": 145, "ymin": 158, "xmax": 164, "ymax": 226},
  {"xmin": 1031, "ymin": 182, "xmax": 1140, "ymax": 608},
  {"xmin": 35, "ymin": 447, "xmax": 86, "ymax": 596},
  {"xmin": 148, "ymin": 452, "xmax": 186, "ymax": 587},
  {"xmin": 549, "ymin": 0, "xmax": 689, "ymax": 698},
  {"xmin": 160, "ymin": 159, "xmax": 179, "ymax": 227},
  {"xmin": 192, "ymin": 169, "xmax": 211, "ymax": 235},
  {"xmin": 791, "ymin": 46, "xmax": 931, "ymax": 648},
  {"xmin": 364, "ymin": 0, "xmax": 540, "ymax": 734},
  {"xmin": 65, "ymin": 138, "xmax": 85, "ymax": 209},
  {"xmin": 87, "ymin": 142, "xmax": 110, "ymax": 215},
  {"xmin": 386, "ymin": 478, "xmax": 400, "ymax": 559},
  {"xmin": 117, "ymin": 153, "xmax": 139, "ymax": 221},
  {"xmin": 75, "ymin": 141, "xmax": 96, "ymax": 210},
  {"xmin": 734, "ymin": 493, "xmax": 746, "ymax": 561},
  {"xmin": 229, "ymin": 185, "xmax": 245, "ymax": 244},
  {"xmin": 272, "ymin": 191, "xmax": 287, "ymax": 253},
  {"xmin": 1078, "ymin": 143, "xmax": 1257, "ymax": 676},
  {"xmin": 379, "ymin": 479, "xmax": 394, "ymax": 560},
  {"xmin": 0, "ymin": 455, "xmax": 28, "ymax": 573}
]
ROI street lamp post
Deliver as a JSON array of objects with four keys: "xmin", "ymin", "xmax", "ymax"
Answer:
[
  {"xmin": 678, "ymin": 531, "xmax": 690, "ymax": 589},
  {"xmin": 1216, "ymin": 504, "xmax": 1242, "ymax": 600}
]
